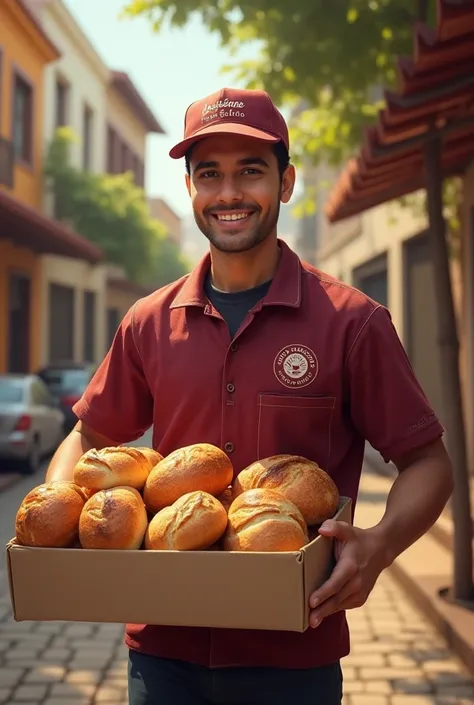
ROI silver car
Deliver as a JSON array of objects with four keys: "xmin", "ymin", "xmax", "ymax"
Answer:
[{"xmin": 0, "ymin": 374, "xmax": 65, "ymax": 474}]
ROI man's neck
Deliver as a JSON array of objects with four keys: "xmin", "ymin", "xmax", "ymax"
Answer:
[{"xmin": 209, "ymin": 237, "xmax": 280, "ymax": 293}]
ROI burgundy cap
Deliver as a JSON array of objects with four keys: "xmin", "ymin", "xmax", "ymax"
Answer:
[{"xmin": 169, "ymin": 87, "xmax": 289, "ymax": 159}]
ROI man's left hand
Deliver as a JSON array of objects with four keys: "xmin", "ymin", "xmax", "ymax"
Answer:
[{"xmin": 308, "ymin": 520, "xmax": 388, "ymax": 628}]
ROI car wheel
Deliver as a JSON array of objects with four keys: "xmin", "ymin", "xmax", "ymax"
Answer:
[{"xmin": 21, "ymin": 437, "xmax": 41, "ymax": 475}]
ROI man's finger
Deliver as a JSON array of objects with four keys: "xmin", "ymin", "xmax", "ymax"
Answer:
[
  {"xmin": 318, "ymin": 520, "xmax": 355, "ymax": 542},
  {"xmin": 309, "ymin": 553, "xmax": 358, "ymax": 609},
  {"xmin": 309, "ymin": 574, "xmax": 361, "ymax": 627}
]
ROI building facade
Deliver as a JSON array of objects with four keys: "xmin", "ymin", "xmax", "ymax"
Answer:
[{"xmin": 0, "ymin": 0, "xmax": 103, "ymax": 375}]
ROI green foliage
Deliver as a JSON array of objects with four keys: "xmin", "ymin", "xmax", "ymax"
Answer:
[
  {"xmin": 122, "ymin": 0, "xmax": 437, "ymax": 166},
  {"xmin": 44, "ymin": 128, "xmax": 189, "ymax": 287}
]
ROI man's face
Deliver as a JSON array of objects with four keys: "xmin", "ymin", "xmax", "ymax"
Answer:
[{"xmin": 185, "ymin": 135, "xmax": 295, "ymax": 254}]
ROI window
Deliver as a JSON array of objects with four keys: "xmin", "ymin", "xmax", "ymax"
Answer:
[
  {"xmin": 83, "ymin": 105, "xmax": 93, "ymax": 170},
  {"xmin": 107, "ymin": 125, "xmax": 116, "ymax": 172},
  {"xmin": 107, "ymin": 308, "xmax": 120, "ymax": 349},
  {"xmin": 55, "ymin": 79, "xmax": 69, "ymax": 128},
  {"xmin": 83, "ymin": 290, "xmax": 96, "ymax": 363},
  {"xmin": 12, "ymin": 73, "xmax": 33, "ymax": 163}
]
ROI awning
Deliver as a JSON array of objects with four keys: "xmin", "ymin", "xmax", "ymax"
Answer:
[
  {"xmin": 0, "ymin": 189, "xmax": 103, "ymax": 263},
  {"xmin": 325, "ymin": 0, "xmax": 474, "ymax": 223}
]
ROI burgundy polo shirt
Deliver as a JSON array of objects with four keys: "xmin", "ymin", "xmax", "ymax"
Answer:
[{"xmin": 73, "ymin": 239, "xmax": 444, "ymax": 669}]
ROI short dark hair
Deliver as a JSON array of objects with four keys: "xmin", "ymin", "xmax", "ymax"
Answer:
[{"xmin": 185, "ymin": 140, "xmax": 290, "ymax": 178}]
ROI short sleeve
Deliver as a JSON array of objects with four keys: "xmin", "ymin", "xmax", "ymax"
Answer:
[
  {"xmin": 72, "ymin": 305, "xmax": 154, "ymax": 443},
  {"xmin": 346, "ymin": 305, "xmax": 444, "ymax": 463}
]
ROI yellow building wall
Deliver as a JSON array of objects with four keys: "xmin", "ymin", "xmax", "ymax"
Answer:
[{"xmin": 0, "ymin": 0, "xmax": 59, "ymax": 373}]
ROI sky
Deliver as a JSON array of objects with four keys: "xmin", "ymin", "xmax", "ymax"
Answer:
[{"xmin": 63, "ymin": 0, "xmax": 258, "ymax": 219}]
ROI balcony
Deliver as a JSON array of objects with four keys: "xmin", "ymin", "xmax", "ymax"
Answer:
[{"xmin": 0, "ymin": 137, "xmax": 14, "ymax": 189}]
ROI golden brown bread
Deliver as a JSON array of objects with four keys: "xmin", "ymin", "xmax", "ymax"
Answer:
[
  {"xmin": 143, "ymin": 443, "xmax": 234, "ymax": 513},
  {"xmin": 73, "ymin": 446, "xmax": 151, "ymax": 491},
  {"xmin": 134, "ymin": 447, "xmax": 164, "ymax": 469},
  {"xmin": 145, "ymin": 490, "xmax": 228, "ymax": 550},
  {"xmin": 222, "ymin": 488, "xmax": 309, "ymax": 552},
  {"xmin": 233, "ymin": 454, "xmax": 339, "ymax": 525},
  {"xmin": 79, "ymin": 486, "xmax": 148, "ymax": 549},
  {"xmin": 15, "ymin": 481, "xmax": 87, "ymax": 547}
]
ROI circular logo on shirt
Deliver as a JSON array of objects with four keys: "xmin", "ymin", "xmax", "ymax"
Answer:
[{"xmin": 273, "ymin": 344, "xmax": 319, "ymax": 389}]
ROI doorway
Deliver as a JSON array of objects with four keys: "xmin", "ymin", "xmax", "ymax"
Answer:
[{"xmin": 7, "ymin": 270, "xmax": 31, "ymax": 373}]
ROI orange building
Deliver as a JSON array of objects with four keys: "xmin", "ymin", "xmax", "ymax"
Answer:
[{"xmin": 0, "ymin": 0, "xmax": 102, "ymax": 374}]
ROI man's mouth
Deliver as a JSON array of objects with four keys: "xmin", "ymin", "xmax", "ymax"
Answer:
[{"xmin": 209, "ymin": 210, "xmax": 255, "ymax": 224}]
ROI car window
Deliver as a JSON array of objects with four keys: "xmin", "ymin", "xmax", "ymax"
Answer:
[
  {"xmin": 0, "ymin": 378, "xmax": 25, "ymax": 403},
  {"xmin": 40, "ymin": 369, "xmax": 90, "ymax": 393}
]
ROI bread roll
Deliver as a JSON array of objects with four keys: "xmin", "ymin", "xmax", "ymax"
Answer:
[
  {"xmin": 143, "ymin": 443, "xmax": 233, "ymax": 514},
  {"xmin": 145, "ymin": 490, "xmax": 228, "ymax": 550},
  {"xmin": 135, "ymin": 447, "xmax": 163, "ymax": 469},
  {"xmin": 223, "ymin": 488, "xmax": 308, "ymax": 552},
  {"xmin": 233, "ymin": 454, "xmax": 339, "ymax": 525},
  {"xmin": 79, "ymin": 486, "xmax": 148, "ymax": 550},
  {"xmin": 15, "ymin": 481, "xmax": 87, "ymax": 548},
  {"xmin": 74, "ymin": 446, "xmax": 151, "ymax": 491}
]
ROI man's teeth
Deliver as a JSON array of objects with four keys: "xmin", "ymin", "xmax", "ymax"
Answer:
[{"xmin": 217, "ymin": 213, "xmax": 250, "ymax": 221}]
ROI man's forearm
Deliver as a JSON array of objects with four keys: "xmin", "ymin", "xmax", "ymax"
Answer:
[
  {"xmin": 368, "ymin": 440, "xmax": 454, "ymax": 568},
  {"xmin": 45, "ymin": 422, "xmax": 115, "ymax": 482}
]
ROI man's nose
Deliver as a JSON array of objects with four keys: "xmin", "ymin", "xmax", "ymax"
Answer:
[{"xmin": 217, "ymin": 175, "xmax": 244, "ymax": 204}]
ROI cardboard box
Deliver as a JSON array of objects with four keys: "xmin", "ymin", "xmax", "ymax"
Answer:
[{"xmin": 6, "ymin": 497, "xmax": 351, "ymax": 632}]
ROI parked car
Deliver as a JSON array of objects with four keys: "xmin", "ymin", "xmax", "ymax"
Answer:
[
  {"xmin": 0, "ymin": 374, "xmax": 66, "ymax": 474},
  {"xmin": 35, "ymin": 362, "xmax": 96, "ymax": 433}
]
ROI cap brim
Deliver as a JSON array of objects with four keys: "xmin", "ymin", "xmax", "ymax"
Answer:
[{"xmin": 169, "ymin": 122, "xmax": 281, "ymax": 159}]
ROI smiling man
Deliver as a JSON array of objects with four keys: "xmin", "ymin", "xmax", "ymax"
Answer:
[{"xmin": 46, "ymin": 87, "xmax": 453, "ymax": 705}]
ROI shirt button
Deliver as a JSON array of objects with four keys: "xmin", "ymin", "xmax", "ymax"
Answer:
[
  {"xmin": 224, "ymin": 442, "xmax": 234, "ymax": 453},
  {"xmin": 230, "ymin": 343, "xmax": 238, "ymax": 352},
  {"xmin": 226, "ymin": 383, "xmax": 235, "ymax": 393}
]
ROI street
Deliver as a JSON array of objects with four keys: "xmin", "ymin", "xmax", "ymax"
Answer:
[{"xmin": 0, "ymin": 441, "xmax": 473, "ymax": 703}]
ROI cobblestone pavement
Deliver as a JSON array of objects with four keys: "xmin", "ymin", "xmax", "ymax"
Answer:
[{"xmin": 0, "ymin": 571, "xmax": 473, "ymax": 704}]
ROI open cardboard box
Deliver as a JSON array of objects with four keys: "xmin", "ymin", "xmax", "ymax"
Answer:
[{"xmin": 6, "ymin": 497, "xmax": 351, "ymax": 632}]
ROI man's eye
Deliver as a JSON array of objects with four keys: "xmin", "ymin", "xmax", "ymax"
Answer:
[
  {"xmin": 243, "ymin": 168, "xmax": 261, "ymax": 175},
  {"xmin": 199, "ymin": 171, "xmax": 219, "ymax": 179}
]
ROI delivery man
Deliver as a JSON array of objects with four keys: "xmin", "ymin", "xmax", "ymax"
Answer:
[{"xmin": 46, "ymin": 87, "xmax": 454, "ymax": 705}]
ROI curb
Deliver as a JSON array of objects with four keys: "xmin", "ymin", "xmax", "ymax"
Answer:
[
  {"xmin": 363, "ymin": 447, "xmax": 474, "ymax": 677},
  {"xmin": 387, "ymin": 560, "xmax": 474, "ymax": 677}
]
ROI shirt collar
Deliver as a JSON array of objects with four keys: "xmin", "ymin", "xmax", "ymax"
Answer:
[{"xmin": 169, "ymin": 239, "xmax": 302, "ymax": 310}]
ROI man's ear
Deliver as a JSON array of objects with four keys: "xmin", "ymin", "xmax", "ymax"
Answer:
[
  {"xmin": 185, "ymin": 172, "xmax": 191, "ymax": 196},
  {"xmin": 280, "ymin": 164, "xmax": 296, "ymax": 204}
]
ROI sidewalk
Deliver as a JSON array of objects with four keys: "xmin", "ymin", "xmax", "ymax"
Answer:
[{"xmin": 0, "ymin": 469, "xmax": 473, "ymax": 704}]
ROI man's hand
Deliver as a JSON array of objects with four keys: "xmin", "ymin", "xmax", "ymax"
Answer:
[{"xmin": 308, "ymin": 520, "xmax": 388, "ymax": 628}]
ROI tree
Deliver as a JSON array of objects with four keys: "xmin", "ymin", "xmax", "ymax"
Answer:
[
  {"xmin": 124, "ymin": 0, "xmax": 474, "ymax": 606},
  {"xmin": 45, "ymin": 128, "xmax": 189, "ymax": 288},
  {"xmin": 122, "ymin": 0, "xmax": 436, "ymax": 166}
]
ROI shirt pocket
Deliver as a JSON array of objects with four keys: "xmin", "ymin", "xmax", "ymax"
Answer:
[{"xmin": 256, "ymin": 393, "xmax": 336, "ymax": 472}]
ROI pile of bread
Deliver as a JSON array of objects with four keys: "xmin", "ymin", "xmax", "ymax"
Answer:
[{"xmin": 14, "ymin": 443, "xmax": 340, "ymax": 553}]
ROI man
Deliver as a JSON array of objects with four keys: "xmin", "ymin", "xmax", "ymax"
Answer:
[{"xmin": 46, "ymin": 87, "xmax": 454, "ymax": 705}]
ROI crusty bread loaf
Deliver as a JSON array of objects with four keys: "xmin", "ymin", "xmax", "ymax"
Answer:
[
  {"xmin": 134, "ymin": 447, "xmax": 164, "ymax": 469},
  {"xmin": 15, "ymin": 481, "xmax": 87, "ymax": 547},
  {"xmin": 73, "ymin": 446, "xmax": 151, "ymax": 491},
  {"xmin": 79, "ymin": 486, "xmax": 148, "ymax": 550},
  {"xmin": 143, "ymin": 443, "xmax": 234, "ymax": 514},
  {"xmin": 233, "ymin": 454, "xmax": 339, "ymax": 525},
  {"xmin": 223, "ymin": 488, "xmax": 309, "ymax": 552},
  {"xmin": 145, "ymin": 490, "xmax": 228, "ymax": 550}
]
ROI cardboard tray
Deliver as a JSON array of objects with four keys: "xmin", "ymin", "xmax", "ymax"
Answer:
[{"xmin": 6, "ymin": 497, "xmax": 351, "ymax": 632}]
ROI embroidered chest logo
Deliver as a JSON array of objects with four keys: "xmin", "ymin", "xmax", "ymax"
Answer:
[{"xmin": 273, "ymin": 344, "xmax": 319, "ymax": 389}]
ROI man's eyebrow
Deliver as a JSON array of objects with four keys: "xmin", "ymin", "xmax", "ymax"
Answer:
[{"xmin": 194, "ymin": 157, "xmax": 270, "ymax": 171}]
